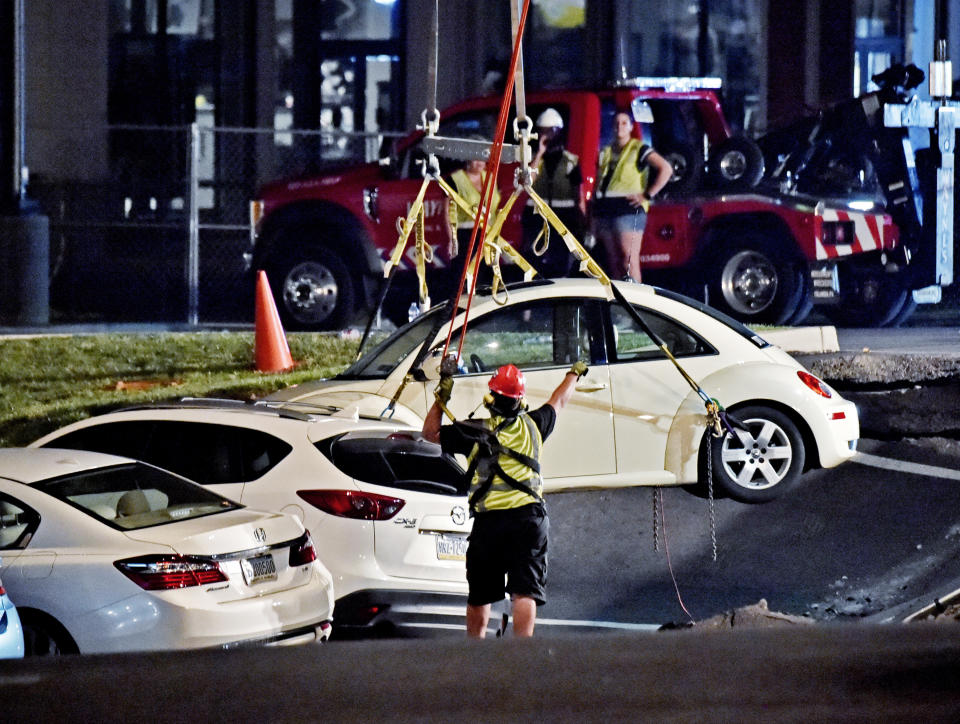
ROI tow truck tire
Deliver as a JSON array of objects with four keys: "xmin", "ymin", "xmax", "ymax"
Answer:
[
  {"xmin": 267, "ymin": 245, "xmax": 356, "ymax": 331},
  {"xmin": 708, "ymin": 136, "xmax": 765, "ymax": 191},
  {"xmin": 658, "ymin": 141, "xmax": 703, "ymax": 194},
  {"xmin": 783, "ymin": 268, "xmax": 814, "ymax": 326},
  {"xmin": 706, "ymin": 235, "xmax": 803, "ymax": 324},
  {"xmin": 887, "ymin": 294, "xmax": 917, "ymax": 327},
  {"xmin": 822, "ymin": 272, "xmax": 909, "ymax": 328},
  {"xmin": 704, "ymin": 405, "xmax": 805, "ymax": 503}
]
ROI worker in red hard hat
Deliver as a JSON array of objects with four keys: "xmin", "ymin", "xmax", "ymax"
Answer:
[{"xmin": 422, "ymin": 357, "xmax": 588, "ymax": 638}]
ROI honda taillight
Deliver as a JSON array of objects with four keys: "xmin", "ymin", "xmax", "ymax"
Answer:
[
  {"xmin": 289, "ymin": 530, "xmax": 318, "ymax": 566},
  {"xmin": 296, "ymin": 489, "xmax": 405, "ymax": 521},
  {"xmin": 114, "ymin": 555, "xmax": 228, "ymax": 590},
  {"xmin": 797, "ymin": 370, "xmax": 833, "ymax": 398}
]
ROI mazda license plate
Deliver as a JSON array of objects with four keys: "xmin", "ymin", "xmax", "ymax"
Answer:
[
  {"xmin": 241, "ymin": 553, "xmax": 277, "ymax": 585},
  {"xmin": 435, "ymin": 534, "xmax": 468, "ymax": 561}
]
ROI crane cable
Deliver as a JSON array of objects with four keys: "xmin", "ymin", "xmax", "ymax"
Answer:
[{"xmin": 441, "ymin": 0, "xmax": 534, "ymax": 363}]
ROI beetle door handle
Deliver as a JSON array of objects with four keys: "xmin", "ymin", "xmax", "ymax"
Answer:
[{"xmin": 575, "ymin": 383, "xmax": 607, "ymax": 393}]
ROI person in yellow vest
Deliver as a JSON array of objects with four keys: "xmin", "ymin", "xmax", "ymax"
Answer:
[
  {"xmin": 446, "ymin": 153, "xmax": 502, "ymax": 291},
  {"xmin": 593, "ymin": 110, "xmax": 673, "ymax": 282},
  {"xmin": 522, "ymin": 108, "xmax": 585, "ymax": 277},
  {"xmin": 449, "ymin": 156, "xmax": 501, "ymax": 243},
  {"xmin": 422, "ymin": 359, "xmax": 587, "ymax": 638}
]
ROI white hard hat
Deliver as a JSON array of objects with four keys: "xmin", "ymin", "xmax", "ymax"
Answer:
[{"xmin": 536, "ymin": 108, "xmax": 563, "ymax": 129}]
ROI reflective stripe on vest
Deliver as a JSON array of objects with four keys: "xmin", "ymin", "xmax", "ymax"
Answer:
[
  {"xmin": 598, "ymin": 138, "xmax": 650, "ymax": 211},
  {"xmin": 468, "ymin": 413, "xmax": 543, "ymax": 513},
  {"xmin": 450, "ymin": 168, "xmax": 501, "ymax": 229}
]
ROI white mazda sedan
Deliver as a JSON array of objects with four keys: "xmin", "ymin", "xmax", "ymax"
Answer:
[
  {"xmin": 34, "ymin": 406, "xmax": 472, "ymax": 637},
  {"xmin": 265, "ymin": 279, "xmax": 860, "ymax": 504},
  {"xmin": 0, "ymin": 448, "xmax": 334, "ymax": 655}
]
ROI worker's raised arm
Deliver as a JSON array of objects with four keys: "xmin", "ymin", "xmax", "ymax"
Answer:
[
  {"xmin": 545, "ymin": 361, "xmax": 588, "ymax": 413},
  {"xmin": 421, "ymin": 376, "xmax": 454, "ymax": 443}
]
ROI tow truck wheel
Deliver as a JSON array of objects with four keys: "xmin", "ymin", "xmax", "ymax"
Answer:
[
  {"xmin": 704, "ymin": 405, "xmax": 805, "ymax": 503},
  {"xmin": 658, "ymin": 141, "xmax": 703, "ymax": 194},
  {"xmin": 707, "ymin": 236, "xmax": 802, "ymax": 324},
  {"xmin": 707, "ymin": 136, "xmax": 765, "ymax": 191},
  {"xmin": 267, "ymin": 245, "xmax": 356, "ymax": 331},
  {"xmin": 822, "ymin": 272, "xmax": 909, "ymax": 328}
]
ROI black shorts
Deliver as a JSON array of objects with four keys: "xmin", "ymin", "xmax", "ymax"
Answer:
[{"xmin": 466, "ymin": 503, "xmax": 548, "ymax": 607}]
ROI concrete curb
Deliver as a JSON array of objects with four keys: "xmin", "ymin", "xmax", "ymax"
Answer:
[{"xmin": 762, "ymin": 326, "xmax": 839, "ymax": 354}]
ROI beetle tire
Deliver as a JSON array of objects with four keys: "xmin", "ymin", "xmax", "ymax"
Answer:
[{"xmin": 704, "ymin": 405, "xmax": 805, "ymax": 503}]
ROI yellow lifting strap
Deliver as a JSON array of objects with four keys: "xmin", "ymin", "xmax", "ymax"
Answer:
[
  {"xmin": 435, "ymin": 177, "xmax": 538, "ymax": 305},
  {"xmin": 384, "ymin": 175, "xmax": 433, "ymax": 279},
  {"xmin": 414, "ymin": 201, "xmax": 432, "ymax": 308},
  {"xmin": 523, "ymin": 185, "xmax": 611, "ymax": 288}
]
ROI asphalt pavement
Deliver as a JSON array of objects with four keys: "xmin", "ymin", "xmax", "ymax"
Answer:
[{"xmin": 4, "ymin": 625, "xmax": 960, "ymax": 722}]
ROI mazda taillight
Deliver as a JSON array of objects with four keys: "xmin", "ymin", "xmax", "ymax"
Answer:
[
  {"xmin": 114, "ymin": 555, "xmax": 228, "ymax": 590},
  {"xmin": 797, "ymin": 370, "xmax": 833, "ymax": 398},
  {"xmin": 296, "ymin": 489, "xmax": 405, "ymax": 521},
  {"xmin": 289, "ymin": 530, "xmax": 318, "ymax": 566}
]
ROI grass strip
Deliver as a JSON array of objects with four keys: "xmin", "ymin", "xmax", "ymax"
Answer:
[{"xmin": 0, "ymin": 332, "xmax": 368, "ymax": 447}]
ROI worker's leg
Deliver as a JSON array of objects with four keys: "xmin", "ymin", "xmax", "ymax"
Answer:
[
  {"xmin": 622, "ymin": 229, "xmax": 644, "ymax": 282},
  {"xmin": 598, "ymin": 224, "xmax": 625, "ymax": 279},
  {"xmin": 466, "ymin": 603, "xmax": 492, "ymax": 639},
  {"xmin": 511, "ymin": 595, "xmax": 537, "ymax": 637}
]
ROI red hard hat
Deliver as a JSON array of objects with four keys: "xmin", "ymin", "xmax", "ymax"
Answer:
[{"xmin": 488, "ymin": 364, "xmax": 525, "ymax": 399}]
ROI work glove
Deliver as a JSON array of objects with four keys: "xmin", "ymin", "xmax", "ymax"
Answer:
[
  {"xmin": 569, "ymin": 360, "xmax": 588, "ymax": 379},
  {"xmin": 435, "ymin": 376, "xmax": 454, "ymax": 406},
  {"xmin": 439, "ymin": 353, "xmax": 459, "ymax": 379}
]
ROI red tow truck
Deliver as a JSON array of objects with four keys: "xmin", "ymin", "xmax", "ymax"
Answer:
[{"xmin": 248, "ymin": 75, "xmax": 953, "ymax": 330}]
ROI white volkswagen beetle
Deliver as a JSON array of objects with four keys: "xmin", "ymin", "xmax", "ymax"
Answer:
[
  {"xmin": 266, "ymin": 279, "xmax": 860, "ymax": 503},
  {"xmin": 0, "ymin": 448, "xmax": 334, "ymax": 655}
]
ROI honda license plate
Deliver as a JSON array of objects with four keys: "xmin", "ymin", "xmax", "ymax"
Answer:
[
  {"xmin": 435, "ymin": 533, "xmax": 468, "ymax": 561},
  {"xmin": 241, "ymin": 553, "xmax": 277, "ymax": 585}
]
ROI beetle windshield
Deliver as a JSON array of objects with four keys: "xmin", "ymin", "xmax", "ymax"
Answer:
[{"xmin": 338, "ymin": 304, "xmax": 450, "ymax": 380}]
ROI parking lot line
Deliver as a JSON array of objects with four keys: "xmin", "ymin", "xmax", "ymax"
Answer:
[{"xmin": 853, "ymin": 452, "xmax": 960, "ymax": 481}]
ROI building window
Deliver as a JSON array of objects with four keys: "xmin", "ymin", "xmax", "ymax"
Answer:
[{"xmin": 854, "ymin": 0, "xmax": 905, "ymax": 96}]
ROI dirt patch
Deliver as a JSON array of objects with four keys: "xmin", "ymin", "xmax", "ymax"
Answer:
[
  {"xmin": 794, "ymin": 353, "xmax": 960, "ymax": 439},
  {"xmin": 795, "ymin": 352, "xmax": 960, "ymax": 386}
]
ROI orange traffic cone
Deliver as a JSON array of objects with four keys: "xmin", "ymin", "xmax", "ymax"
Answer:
[{"xmin": 254, "ymin": 270, "xmax": 296, "ymax": 373}]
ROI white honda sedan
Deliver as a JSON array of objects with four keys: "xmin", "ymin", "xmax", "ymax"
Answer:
[
  {"xmin": 34, "ymin": 406, "xmax": 472, "ymax": 637},
  {"xmin": 0, "ymin": 448, "xmax": 334, "ymax": 655},
  {"xmin": 265, "ymin": 279, "xmax": 860, "ymax": 504}
]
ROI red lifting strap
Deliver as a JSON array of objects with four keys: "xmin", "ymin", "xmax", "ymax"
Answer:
[{"xmin": 442, "ymin": 0, "xmax": 533, "ymax": 361}]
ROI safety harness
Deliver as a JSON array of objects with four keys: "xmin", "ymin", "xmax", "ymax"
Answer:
[{"xmin": 455, "ymin": 415, "xmax": 544, "ymax": 513}]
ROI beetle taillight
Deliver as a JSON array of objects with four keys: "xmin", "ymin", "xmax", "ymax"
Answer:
[{"xmin": 798, "ymin": 370, "xmax": 832, "ymax": 398}]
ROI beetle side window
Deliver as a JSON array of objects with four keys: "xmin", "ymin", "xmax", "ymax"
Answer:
[
  {"xmin": 608, "ymin": 303, "xmax": 714, "ymax": 361},
  {"xmin": 446, "ymin": 298, "xmax": 604, "ymax": 374}
]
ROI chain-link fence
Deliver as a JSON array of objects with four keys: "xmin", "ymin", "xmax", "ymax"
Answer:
[{"xmin": 29, "ymin": 124, "xmax": 401, "ymax": 325}]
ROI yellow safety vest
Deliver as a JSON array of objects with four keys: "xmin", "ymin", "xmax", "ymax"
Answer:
[
  {"xmin": 598, "ymin": 138, "xmax": 650, "ymax": 211},
  {"xmin": 450, "ymin": 168, "xmax": 501, "ymax": 229},
  {"xmin": 531, "ymin": 149, "xmax": 580, "ymax": 208},
  {"xmin": 467, "ymin": 413, "xmax": 543, "ymax": 513}
]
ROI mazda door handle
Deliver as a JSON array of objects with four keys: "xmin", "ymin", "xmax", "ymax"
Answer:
[{"xmin": 575, "ymin": 383, "xmax": 607, "ymax": 393}]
